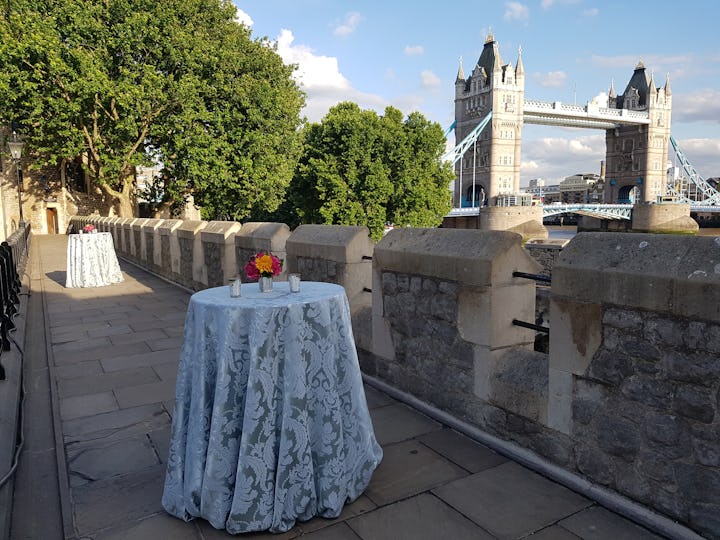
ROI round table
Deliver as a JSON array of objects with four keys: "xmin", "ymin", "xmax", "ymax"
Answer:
[
  {"xmin": 65, "ymin": 232, "xmax": 124, "ymax": 288},
  {"xmin": 162, "ymin": 281, "xmax": 382, "ymax": 533}
]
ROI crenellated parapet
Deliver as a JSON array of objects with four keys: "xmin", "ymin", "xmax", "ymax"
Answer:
[{"xmin": 73, "ymin": 215, "xmax": 720, "ymax": 538}]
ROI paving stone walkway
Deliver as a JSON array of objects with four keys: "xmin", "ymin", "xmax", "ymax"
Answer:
[{"xmin": 10, "ymin": 234, "xmax": 668, "ymax": 540}]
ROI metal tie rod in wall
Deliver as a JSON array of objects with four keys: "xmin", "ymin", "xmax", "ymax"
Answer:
[
  {"xmin": 512, "ymin": 271, "xmax": 551, "ymax": 284},
  {"xmin": 512, "ymin": 318, "xmax": 550, "ymax": 333}
]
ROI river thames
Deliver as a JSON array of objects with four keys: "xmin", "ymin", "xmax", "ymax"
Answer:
[{"xmin": 546, "ymin": 225, "xmax": 720, "ymax": 240}]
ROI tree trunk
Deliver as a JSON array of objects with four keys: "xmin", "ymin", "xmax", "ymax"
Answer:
[{"xmin": 101, "ymin": 176, "xmax": 136, "ymax": 217}]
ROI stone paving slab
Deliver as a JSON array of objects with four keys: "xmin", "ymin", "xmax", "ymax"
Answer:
[
  {"xmin": 152, "ymin": 361, "xmax": 179, "ymax": 383},
  {"xmin": 100, "ymin": 347, "xmax": 181, "ymax": 372},
  {"xmin": 417, "ymin": 427, "xmax": 509, "ymax": 474},
  {"xmin": 347, "ymin": 493, "xmax": 494, "ymax": 540},
  {"xmin": 53, "ymin": 335, "xmax": 112, "ymax": 353},
  {"xmin": 109, "ymin": 328, "xmax": 170, "ymax": 346},
  {"xmin": 114, "ymin": 378, "xmax": 178, "ymax": 409},
  {"xmin": 57, "ymin": 366, "xmax": 160, "ymax": 398},
  {"xmin": 302, "ymin": 523, "xmax": 360, "ymax": 539},
  {"xmin": 62, "ymin": 403, "xmax": 170, "ymax": 441},
  {"xmin": 53, "ymin": 340, "xmax": 152, "ymax": 365},
  {"xmin": 368, "ymin": 402, "xmax": 443, "ymax": 445},
  {"xmin": 92, "ymin": 512, "xmax": 200, "ymax": 540},
  {"xmin": 67, "ymin": 434, "xmax": 162, "ymax": 485},
  {"xmin": 558, "ymin": 506, "xmax": 664, "ymax": 539},
  {"xmin": 364, "ymin": 439, "xmax": 467, "ymax": 506},
  {"xmin": 59, "ymin": 391, "xmax": 119, "ymax": 421},
  {"xmin": 72, "ymin": 464, "xmax": 167, "ymax": 536},
  {"xmin": 527, "ymin": 525, "xmax": 582, "ymax": 539},
  {"xmin": 432, "ymin": 461, "xmax": 592, "ymax": 539}
]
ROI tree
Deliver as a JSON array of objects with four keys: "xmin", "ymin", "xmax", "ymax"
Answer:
[
  {"xmin": 282, "ymin": 102, "xmax": 453, "ymax": 240},
  {"xmin": 0, "ymin": 0, "xmax": 304, "ymax": 218}
]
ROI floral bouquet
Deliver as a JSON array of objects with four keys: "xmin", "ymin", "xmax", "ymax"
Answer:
[
  {"xmin": 244, "ymin": 252, "xmax": 283, "ymax": 281},
  {"xmin": 83, "ymin": 224, "xmax": 95, "ymax": 233}
]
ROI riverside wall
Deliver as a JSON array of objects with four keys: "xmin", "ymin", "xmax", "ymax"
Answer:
[{"xmin": 70, "ymin": 215, "xmax": 720, "ymax": 539}]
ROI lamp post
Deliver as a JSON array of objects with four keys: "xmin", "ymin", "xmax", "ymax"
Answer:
[{"xmin": 7, "ymin": 132, "xmax": 24, "ymax": 226}]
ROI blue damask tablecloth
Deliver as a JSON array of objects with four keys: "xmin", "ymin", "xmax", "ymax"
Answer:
[
  {"xmin": 162, "ymin": 281, "xmax": 382, "ymax": 534},
  {"xmin": 65, "ymin": 232, "xmax": 124, "ymax": 288}
]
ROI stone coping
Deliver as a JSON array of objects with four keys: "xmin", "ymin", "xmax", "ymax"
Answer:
[
  {"xmin": 554, "ymin": 232, "xmax": 720, "ymax": 320},
  {"xmin": 130, "ymin": 218, "xmax": 152, "ymax": 231},
  {"xmin": 175, "ymin": 220, "xmax": 207, "ymax": 239},
  {"xmin": 157, "ymin": 219, "xmax": 182, "ymax": 235},
  {"xmin": 286, "ymin": 224, "xmax": 373, "ymax": 262},
  {"xmin": 374, "ymin": 228, "xmax": 542, "ymax": 287},
  {"xmin": 139, "ymin": 218, "xmax": 164, "ymax": 232},
  {"xmin": 235, "ymin": 222, "xmax": 290, "ymax": 251},
  {"xmin": 199, "ymin": 221, "xmax": 241, "ymax": 243}
]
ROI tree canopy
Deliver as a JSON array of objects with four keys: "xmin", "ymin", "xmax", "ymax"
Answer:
[
  {"xmin": 0, "ymin": 0, "xmax": 305, "ymax": 218},
  {"xmin": 281, "ymin": 102, "xmax": 454, "ymax": 240}
]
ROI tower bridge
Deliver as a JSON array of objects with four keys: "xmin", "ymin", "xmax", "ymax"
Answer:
[{"xmin": 443, "ymin": 33, "xmax": 717, "ymax": 235}]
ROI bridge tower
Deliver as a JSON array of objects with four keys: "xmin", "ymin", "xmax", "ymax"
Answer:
[
  {"xmin": 453, "ymin": 34, "xmax": 524, "ymax": 207},
  {"xmin": 604, "ymin": 62, "xmax": 672, "ymax": 203}
]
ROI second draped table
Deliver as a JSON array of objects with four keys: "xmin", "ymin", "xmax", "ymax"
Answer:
[
  {"xmin": 162, "ymin": 281, "xmax": 382, "ymax": 534},
  {"xmin": 65, "ymin": 232, "xmax": 124, "ymax": 288}
]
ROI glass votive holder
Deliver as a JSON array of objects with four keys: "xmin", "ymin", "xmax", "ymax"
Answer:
[
  {"xmin": 289, "ymin": 273, "xmax": 301, "ymax": 293},
  {"xmin": 229, "ymin": 278, "xmax": 242, "ymax": 298}
]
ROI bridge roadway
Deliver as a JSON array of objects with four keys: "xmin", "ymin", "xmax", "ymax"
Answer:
[{"xmin": 448, "ymin": 203, "xmax": 720, "ymax": 221}]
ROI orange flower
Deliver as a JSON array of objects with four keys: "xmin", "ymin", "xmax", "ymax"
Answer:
[{"xmin": 254, "ymin": 254, "xmax": 274, "ymax": 275}]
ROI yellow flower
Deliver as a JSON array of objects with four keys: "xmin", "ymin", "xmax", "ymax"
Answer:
[{"xmin": 254, "ymin": 254, "xmax": 274, "ymax": 275}]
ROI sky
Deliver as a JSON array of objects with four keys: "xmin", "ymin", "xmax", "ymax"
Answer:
[{"xmin": 234, "ymin": 0, "xmax": 720, "ymax": 186}]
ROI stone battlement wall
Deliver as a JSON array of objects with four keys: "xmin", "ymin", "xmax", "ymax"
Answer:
[{"xmin": 70, "ymin": 215, "xmax": 720, "ymax": 538}]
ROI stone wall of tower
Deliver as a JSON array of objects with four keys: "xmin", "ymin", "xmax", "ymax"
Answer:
[
  {"xmin": 604, "ymin": 66, "xmax": 672, "ymax": 204},
  {"xmin": 453, "ymin": 36, "xmax": 525, "ymax": 208},
  {"xmin": 489, "ymin": 63, "xmax": 524, "ymax": 205}
]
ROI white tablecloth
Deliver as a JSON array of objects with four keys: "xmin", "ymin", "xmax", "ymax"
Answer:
[
  {"xmin": 162, "ymin": 281, "xmax": 382, "ymax": 534},
  {"xmin": 65, "ymin": 232, "xmax": 124, "ymax": 288}
]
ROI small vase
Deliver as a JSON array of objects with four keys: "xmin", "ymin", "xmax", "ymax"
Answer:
[{"xmin": 259, "ymin": 276, "xmax": 273, "ymax": 293}]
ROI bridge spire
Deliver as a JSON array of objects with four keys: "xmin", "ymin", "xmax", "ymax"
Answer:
[
  {"xmin": 515, "ymin": 45, "xmax": 524, "ymax": 77},
  {"xmin": 664, "ymin": 72, "xmax": 672, "ymax": 96},
  {"xmin": 456, "ymin": 56, "xmax": 465, "ymax": 82}
]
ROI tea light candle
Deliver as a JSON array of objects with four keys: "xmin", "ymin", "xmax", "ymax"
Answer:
[
  {"xmin": 288, "ymin": 273, "xmax": 301, "ymax": 293},
  {"xmin": 230, "ymin": 278, "xmax": 242, "ymax": 297}
]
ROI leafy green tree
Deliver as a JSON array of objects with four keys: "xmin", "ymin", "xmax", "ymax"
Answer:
[
  {"xmin": 0, "ymin": 0, "xmax": 304, "ymax": 218},
  {"xmin": 282, "ymin": 102, "xmax": 453, "ymax": 240}
]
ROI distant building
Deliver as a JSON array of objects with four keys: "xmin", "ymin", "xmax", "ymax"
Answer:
[{"xmin": 559, "ymin": 173, "xmax": 601, "ymax": 203}]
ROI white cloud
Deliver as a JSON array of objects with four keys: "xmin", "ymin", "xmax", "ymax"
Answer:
[
  {"xmin": 405, "ymin": 45, "xmax": 424, "ymax": 56},
  {"xmin": 673, "ymin": 89, "xmax": 720, "ymax": 124},
  {"xmin": 235, "ymin": 8, "xmax": 253, "ymax": 26},
  {"xmin": 583, "ymin": 8, "xmax": 599, "ymax": 16},
  {"xmin": 532, "ymin": 70, "xmax": 567, "ymax": 88},
  {"xmin": 272, "ymin": 29, "xmax": 387, "ymax": 122},
  {"xmin": 591, "ymin": 53, "xmax": 692, "ymax": 70},
  {"xmin": 521, "ymin": 132, "xmax": 605, "ymax": 183},
  {"xmin": 333, "ymin": 12, "xmax": 363, "ymax": 37},
  {"xmin": 276, "ymin": 29, "xmax": 349, "ymax": 89},
  {"xmin": 504, "ymin": 2, "xmax": 529, "ymax": 21},
  {"xmin": 420, "ymin": 70, "xmax": 441, "ymax": 89},
  {"xmin": 674, "ymin": 138, "xmax": 720, "ymax": 178},
  {"xmin": 542, "ymin": 0, "xmax": 580, "ymax": 8}
]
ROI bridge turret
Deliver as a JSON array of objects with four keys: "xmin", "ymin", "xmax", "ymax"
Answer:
[
  {"xmin": 664, "ymin": 72, "xmax": 672, "ymax": 96},
  {"xmin": 515, "ymin": 45, "xmax": 524, "ymax": 80}
]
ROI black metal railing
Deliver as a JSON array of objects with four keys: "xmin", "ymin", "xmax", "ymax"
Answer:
[
  {"xmin": 0, "ymin": 223, "xmax": 29, "ymax": 380},
  {"xmin": 511, "ymin": 270, "xmax": 550, "ymax": 334}
]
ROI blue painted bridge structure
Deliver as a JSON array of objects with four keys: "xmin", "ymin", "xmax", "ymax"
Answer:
[{"xmin": 448, "ymin": 203, "xmax": 720, "ymax": 221}]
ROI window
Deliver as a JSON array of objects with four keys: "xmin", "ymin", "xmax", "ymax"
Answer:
[{"xmin": 65, "ymin": 158, "xmax": 86, "ymax": 192}]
